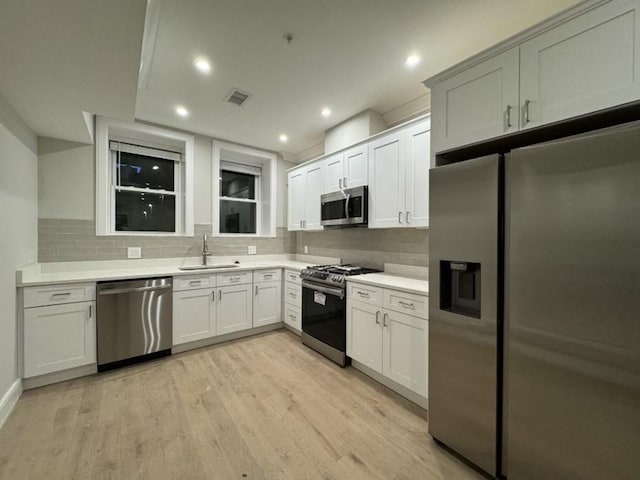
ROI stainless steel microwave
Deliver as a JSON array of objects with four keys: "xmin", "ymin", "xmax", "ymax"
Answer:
[{"xmin": 320, "ymin": 186, "xmax": 368, "ymax": 227}]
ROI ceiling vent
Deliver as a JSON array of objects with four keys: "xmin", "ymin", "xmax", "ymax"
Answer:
[{"xmin": 224, "ymin": 88, "xmax": 251, "ymax": 107}]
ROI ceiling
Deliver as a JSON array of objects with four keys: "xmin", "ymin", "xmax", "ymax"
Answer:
[
  {"xmin": 0, "ymin": 0, "xmax": 581, "ymax": 153},
  {"xmin": 0, "ymin": 0, "xmax": 147, "ymax": 144}
]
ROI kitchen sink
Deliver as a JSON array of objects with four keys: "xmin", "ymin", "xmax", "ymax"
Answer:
[{"xmin": 178, "ymin": 264, "xmax": 239, "ymax": 271}]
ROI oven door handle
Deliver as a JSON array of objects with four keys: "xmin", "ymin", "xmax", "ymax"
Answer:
[{"xmin": 301, "ymin": 281, "xmax": 344, "ymax": 299}]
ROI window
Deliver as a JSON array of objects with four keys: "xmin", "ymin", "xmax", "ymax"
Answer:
[
  {"xmin": 213, "ymin": 141, "xmax": 277, "ymax": 237},
  {"xmin": 219, "ymin": 162, "xmax": 260, "ymax": 234},
  {"xmin": 96, "ymin": 116, "xmax": 194, "ymax": 236}
]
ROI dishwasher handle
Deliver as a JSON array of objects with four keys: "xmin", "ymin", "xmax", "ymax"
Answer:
[{"xmin": 98, "ymin": 284, "xmax": 172, "ymax": 295}]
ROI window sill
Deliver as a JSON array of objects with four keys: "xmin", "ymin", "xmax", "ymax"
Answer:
[
  {"xmin": 100, "ymin": 232, "xmax": 194, "ymax": 238},
  {"xmin": 216, "ymin": 233, "xmax": 276, "ymax": 239}
]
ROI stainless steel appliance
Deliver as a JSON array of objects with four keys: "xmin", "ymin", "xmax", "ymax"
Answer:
[
  {"xmin": 320, "ymin": 186, "xmax": 368, "ymax": 227},
  {"xmin": 301, "ymin": 264, "xmax": 378, "ymax": 366},
  {"xmin": 97, "ymin": 277, "xmax": 173, "ymax": 371},
  {"xmin": 429, "ymin": 122, "xmax": 640, "ymax": 479}
]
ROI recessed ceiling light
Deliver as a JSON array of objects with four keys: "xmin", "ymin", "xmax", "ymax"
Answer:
[
  {"xmin": 405, "ymin": 54, "xmax": 421, "ymax": 68},
  {"xmin": 194, "ymin": 57, "xmax": 211, "ymax": 74},
  {"xmin": 175, "ymin": 106, "xmax": 189, "ymax": 117},
  {"xmin": 321, "ymin": 107, "xmax": 332, "ymax": 118},
  {"xmin": 279, "ymin": 134, "xmax": 288, "ymax": 143},
  {"xmin": 152, "ymin": 165, "xmax": 159, "ymax": 170}
]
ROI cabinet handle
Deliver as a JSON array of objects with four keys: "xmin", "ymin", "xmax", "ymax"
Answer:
[
  {"xmin": 375, "ymin": 310, "xmax": 380, "ymax": 325},
  {"xmin": 218, "ymin": 290, "xmax": 222, "ymax": 301},
  {"xmin": 189, "ymin": 280, "xmax": 202, "ymax": 286},
  {"xmin": 230, "ymin": 276, "xmax": 241, "ymax": 282},
  {"xmin": 299, "ymin": 220, "xmax": 302, "ymax": 228},
  {"xmin": 343, "ymin": 177, "xmax": 347, "ymax": 188},
  {"xmin": 51, "ymin": 292, "xmax": 72, "ymax": 299},
  {"xmin": 339, "ymin": 178, "xmax": 342, "ymax": 189},
  {"xmin": 522, "ymin": 100, "xmax": 530, "ymax": 126},
  {"xmin": 398, "ymin": 211, "xmax": 403, "ymax": 224},
  {"xmin": 503, "ymin": 105, "xmax": 512, "ymax": 131},
  {"xmin": 255, "ymin": 285, "xmax": 259, "ymax": 296},
  {"xmin": 264, "ymin": 274, "xmax": 273, "ymax": 279},
  {"xmin": 383, "ymin": 313, "xmax": 389, "ymax": 327},
  {"xmin": 89, "ymin": 305, "xmax": 92, "ymax": 318},
  {"xmin": 211, "ymin": 291, "xmax": 215, "ymax": 302},
  {"xmin": 289, "ymin": 292, "xmax": 297, "ymax": 298},
  {"xmin": 406, "ymin": 211, "xmax": 410, "ymax": 224},
  {"xmin": 357, "ymin": 291, "xmax": 369, "ymax": 298},
  {"xmin": 398, "ymin": 300, "xmax": 415, "ymax": 309}
]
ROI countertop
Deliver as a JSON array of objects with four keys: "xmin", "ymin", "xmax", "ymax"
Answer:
[
  {"xmin": 347, "ymin": 272, "xmax": 429, "ymax": 296},
  {"xmin": 16, "ymin": 256, "xmax": 330, "ymax": 287}
]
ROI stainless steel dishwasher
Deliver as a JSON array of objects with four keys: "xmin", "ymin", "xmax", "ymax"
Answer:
[{"xmin": 97, "ymin": 277, "xmax": 172, "ymax": 371}]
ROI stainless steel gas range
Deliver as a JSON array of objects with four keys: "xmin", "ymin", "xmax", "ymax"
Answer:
[{"xmin": 300, "ymin": 264, "xmax": 378, "ymax": 366}]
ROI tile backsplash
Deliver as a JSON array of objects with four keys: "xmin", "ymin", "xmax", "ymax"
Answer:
[
  {"xmin": 38, "ymin": 218, "xmax": 428, "ymax": 268},
  {"xmin": 38, "ymin": 219, "xmax": 295, "ymax": 262}
]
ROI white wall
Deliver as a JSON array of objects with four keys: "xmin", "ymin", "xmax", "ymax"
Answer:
[
  {"xmin": 38, "ymin": 127, "xmax": 290, "ymax": 229},
  {"xmin": 38, "ymin": 137, "xmax": 94, "ymax": 220},
  {"xmin": 0, "ymin": 94, "xmax": 37, "ymax": 416}
]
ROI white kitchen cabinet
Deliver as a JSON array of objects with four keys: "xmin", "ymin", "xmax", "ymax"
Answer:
[
  {"xmin": 344, "ymin": 144, "xmax": 368, "ymax": 189},
  {"xmin": 253, "ymin": 281, "xmax": 282, "ymax": 327},
  {"xmin": 347, "ymin": 285, "xmax": 428, "ymax": 399},
  {"xmin": 284, "ymin": 270, "xmax": 302, "ymax": 334},
  {"xmin": 284, "ymin": 303, "xmax": 301, "ymax": 331},
  {"xmin": 382, "ymin": 309, "xmax": 428, "ymax": 397},
  {"xmin": 287, "ymin": 163, "xmax": 324, "ymax": 231},
  {"xmin": 324, "ymin": 152, "xmax": 344, "ymax": 193},
  {"xmin": 430, "ymin": 48, "xmax": 520, "ymax": 153},
  {"xmin": 368, "ymin": 119, "xmax": 431, "ymax": 229},
  {"xmin": 23, "ymin": 301, "xmax": 96, "ymax": 378},
  {"xmin": 217, "ymin": 283, "xmax": 253, "ymax": 335},
  {"xmin": 519, "ymin": 0, "xmax": 640, "ymax": 130},
  {"xmin": 173, "ymin": 288, "xmax": 216, "ymax": 345},
  {"xmin": 347, "ymin": 299, "xmax": 383, "ymax": 372}
]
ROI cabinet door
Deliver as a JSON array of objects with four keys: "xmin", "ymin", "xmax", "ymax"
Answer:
[
  {"xmin": 173, "ymin": 288, "xmax": 215, "ymax": 345},
  {"xmin": 347, "ymin": 299, "xmax": 383, "ymax": 372},
  {"xmin": 23, "ymin": 301, "xmax": 96, "ymax": 378},
  {"xmin": 382, "ymin": 309, "xmax": 428, "ymax": 397},
  {"xmin": 284, "ymin": 303, "xmax": 301, "ymax": 333},
  {"xmin": 368, "ymin": 131, "xmax": 405, "ymax": 228},
  {"xmin": 217, "ymin": 284, "xmax": 253, "ymax": 335},
  {"xmin": 323, "ymin": 152, "xmax": 345, "ymax": 193},
  {"xmin": 404, "ymin": 120, "xmax": 431, "ymax": 227},
  {"xmin": 304, "ymin": 163, "xmax": 324, "ymax": 231},
  {"xmin": 288, "ymin": 170, "xmax": 305, "ymax": 231},
  {"xmin": 344, "ymin": 144, "xmax": 368, "ymax": 189},
  {"xmin": 520, "ymin": 0, "xmax": 640, "ymax": 130},
  {"xmin": 431, "ymin": 47, "xmax": 519, "ymax": 153},
  {"xmin": 253, "ymin": 281, "xmax": 282, "ymax": 327}
]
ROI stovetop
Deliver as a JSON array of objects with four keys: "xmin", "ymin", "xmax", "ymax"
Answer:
[{"xmin": 300, "ymin": 264, "xmax": 380, "ymax": 288}]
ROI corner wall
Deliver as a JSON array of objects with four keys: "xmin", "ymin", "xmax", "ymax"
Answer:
[{"xmin": 0, "ymin": 94, "xmax": 38, "ymax": 424}]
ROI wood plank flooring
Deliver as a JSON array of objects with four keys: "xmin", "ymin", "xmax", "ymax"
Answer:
[{"xmin": 0, "ymin": 330, "xmax": 485, "ymax": 480}]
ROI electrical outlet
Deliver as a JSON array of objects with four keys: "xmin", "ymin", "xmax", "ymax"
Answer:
[
  {"xmin": 248, "ymin": 245, "xmax": 257, "ymax": 255},
  {"xmin": 127, "ymin": 247, "xmax": 142, "ymax": 259},
  {"xmin": 304, "ymin": 245, "xmax": 308, "ymax": 254}
]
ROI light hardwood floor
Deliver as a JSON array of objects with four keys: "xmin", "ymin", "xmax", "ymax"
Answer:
[{"xmin": 0, "ymin": 330, "xmax": 484, "ymax": 480}]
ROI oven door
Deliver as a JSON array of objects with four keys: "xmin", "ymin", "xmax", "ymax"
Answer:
[
  {"xmin": 321, "ymin": 186, "xmax": 367, "ymax": 226},
  {"xmin": 301, "ymin": 280, "xmax": 346, "ymax": 352}
]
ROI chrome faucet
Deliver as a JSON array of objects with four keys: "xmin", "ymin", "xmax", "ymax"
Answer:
[{"xmin": 202, "ymin": 233, "xmax": 212, "ymax": 265}]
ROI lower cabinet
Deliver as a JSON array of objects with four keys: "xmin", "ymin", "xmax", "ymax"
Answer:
[
  {"xmin": 283, "ymin": 270, "xmax": 302, "ymax": 334},
  {"xmin": 253, "ymin": 281, "xmax": 282, "ymax": 327},
  {"xmin": 217, "ymin": 284, "xmax": 253, "ymax": 335},
  {"xmin": 23, "ymin": 301, "xmax": 96, "ymax": 378},
  {"xmin": 347, "ymin": 287, "xmax": 428, "ymax": 399},
  {"xmin": 284, "ymin": 303, "xmax": 301, "ymax": 331},
  {"xmin": 173, "ymin": 288, "xmax": 216, "ymax": 345}
]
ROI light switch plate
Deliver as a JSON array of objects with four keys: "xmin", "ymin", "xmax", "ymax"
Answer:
[
  {"xmin": 304, "ymin": 245, "xmax": 308, "ymax": 254},
  {"xmin": 248, "ymin": 245, "xmax": 257, "ymax": 255},
  {"xmin": 128, "ymin": 247, "xmax": 142, "ymax": 259}
]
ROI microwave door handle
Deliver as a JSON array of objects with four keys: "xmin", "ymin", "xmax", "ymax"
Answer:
[{"xmin": 345, "ymin": 193, "xmax": 351, "ymax": 219}]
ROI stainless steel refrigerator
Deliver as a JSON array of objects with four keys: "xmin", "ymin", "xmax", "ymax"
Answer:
[{"xmin": 429, "ymin": 122, "xmax": 640, "ymax": 479}]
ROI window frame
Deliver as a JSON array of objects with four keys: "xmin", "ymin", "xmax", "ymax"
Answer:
[
  {"xmin": 212, "ymin": 141, "xmax": 277, "ymax": 238},
  {"xmin": 96, "ymin": 116, "xmax": 195, "ymax": 237},
  {"xmin": 219, "ymin": 162, "xmax": 260, "ymax": 235}
]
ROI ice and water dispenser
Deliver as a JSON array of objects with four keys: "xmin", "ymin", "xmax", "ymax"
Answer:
[{"xmin": 440, "ymin": 261, "xmax": 481, "ymax": 318}]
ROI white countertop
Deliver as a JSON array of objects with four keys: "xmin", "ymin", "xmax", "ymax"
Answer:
[
  {"xmin": 347, "ymin": 272, "xmax": 429, "ymax": 296},
  {"xmin": 16, "ymin": 255, "xmax": 338, "ymax": 287}
]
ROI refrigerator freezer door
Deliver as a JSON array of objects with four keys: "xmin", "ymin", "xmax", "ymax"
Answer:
[
  {"xmin": 506, "ymin": 124, "xmax": 640, "ymax": 479},
  {"xmin": 429, "ymin": 155, "xmax": 501, "ymax": 475}
]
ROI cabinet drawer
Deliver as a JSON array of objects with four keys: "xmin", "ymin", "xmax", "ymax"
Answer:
[
  {"xmin": 173, "ymin": 274, "xmax": 216, "ymax": 292},
  {"xmin": 253, "ymin": 269, "xmax": 282, "ymax": 283},
  {"xmin": 217, "ymin": 271, "xmax": 252, "ymax": 286},
  {"xmin": 284, "ymin": 304, "xmax": 301, "ymax": 332},
  {"xmin": 284, "ymin": 282, "xmax": 302, "ymax": 306},
  {"xmin": 383, "ymin": 289, "xmax": 428, "ymax": 319},
  {"xmin": 24, "ymin": 283, "xmax": 96, "ymax": 308},
  {"xmin": 347, "ymin": 283, "xmax": 382, "ymax": 307},
  {"xmin": 284, "ymin": 269, "xmax": 301, "ymax": 284}
]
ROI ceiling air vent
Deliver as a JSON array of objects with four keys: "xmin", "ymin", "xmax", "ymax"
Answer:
[{"xmin": 224, "ymin": 88, "xmax": 251, "ymax": 107}]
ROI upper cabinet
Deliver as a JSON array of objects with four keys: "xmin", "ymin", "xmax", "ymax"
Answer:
[
  {"xmin": 427, "ymin": 0, "xmax": 640, "ymax": 154},
  {"xmin": 369, "ymin": 119, "xmax": 431, "ymax": 229},
  {"xmin": 322, "ymin": 145, "xmax": 369, "ymax": 194},
  {"xmin": 431, "ymin": 48, "xmax": 520, "ymax": 153},
  {"xmin": 287, "ymin": 162, "xmax": 324, "ymax": 232}
]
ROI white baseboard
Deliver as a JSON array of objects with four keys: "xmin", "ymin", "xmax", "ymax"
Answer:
[{"xmin": 0, "ymin": 378, "xmax": 23, "ymax": 429}]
